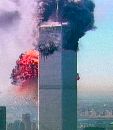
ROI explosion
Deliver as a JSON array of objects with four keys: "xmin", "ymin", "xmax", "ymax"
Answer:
[
  {"xmin": 37, "ymin": 0, "xmax": 95, "ymax": 52},
  {"xmin": 10, "ymin": 50, "xmax": 39, "ymax": 102},
  {"xmin": 11, "ymin": 50, "xmax": 39, "ymax": 86}
]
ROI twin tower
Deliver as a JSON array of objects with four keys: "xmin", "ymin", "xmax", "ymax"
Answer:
[{"xmin": 38, "ymin": 22, "xmax": 77, "ymax": 130}]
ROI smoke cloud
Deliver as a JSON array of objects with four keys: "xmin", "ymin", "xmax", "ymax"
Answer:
[
  {"xmin": 37, "ymin": 0, "xmax": 95, "ymax": 51},
  {"xmin": 37, "ymin": 0, "xmax": 66, "ymax": 23},
  {"xmin": 10, "ymin": 0, "xmax": 20, "ymax": 6},
  {"xmin": 0, "ymin": 11, "xmax": 20, "ymax": 28}
]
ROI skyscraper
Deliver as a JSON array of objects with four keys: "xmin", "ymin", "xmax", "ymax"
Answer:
[
  {"xmin": 0, "ymin": 106, "xmax": 6, "ymax": 130},
  {"xmin": 22, "ymin": 114, "xmax": 31, "ymax": 130},
  {"xmin": 39, "ymin": 22, "xmax": 77, "ymax": 130}
]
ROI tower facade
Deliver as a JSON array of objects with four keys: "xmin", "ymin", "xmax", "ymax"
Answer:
[
  {"xmin": 0, "ymin": 106, "xmax": 6, "ymax": 130},
  {"xmin": 39, "ymin": 22, "xmax": 77, "ymax": 130}
]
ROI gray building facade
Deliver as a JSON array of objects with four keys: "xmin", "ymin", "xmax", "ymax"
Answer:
[{"xmin": 38, "ymin": 22, "xmax": 77, "ymax": 130}]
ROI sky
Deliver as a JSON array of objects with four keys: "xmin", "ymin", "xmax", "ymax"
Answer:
[{"xmin": 78, "ymin": 0, "xmax": 113, "ymax": 100}]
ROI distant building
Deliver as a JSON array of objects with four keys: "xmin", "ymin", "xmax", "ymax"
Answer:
[
  {"xmin": 0, "ymin": 106, "xmax": 6, "ymax": 130},
  {"xmin": 13, "ymin": 120, "xmax": 25, "ymax": 130},
  {"xmin": 7, "ymin": 123, "xmax": 13, "ymax": 130},
  {"xmin": 19, "ymin": 122, "xmax": 25, "ymax": 130},
  {"xmin": 31, "ymin": 121, "xmax": 37, "ymax": 130},
  {"xmin": 84, "ymin": 127, "xmax": 105, "ymax": 130},
  {"xmin": 22, "ymin": 114, "xmax": 31, "ymax": 130}
]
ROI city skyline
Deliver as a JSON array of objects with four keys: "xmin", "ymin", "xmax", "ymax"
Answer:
[
  {"xmin": 0, "ymin": 106, "xmax": 38, "ymax": 130},
  {"xmin": 7, "ymin": 113, "xmax": 38, "ymax": 130}
]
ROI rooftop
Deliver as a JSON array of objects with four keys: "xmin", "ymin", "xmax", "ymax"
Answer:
[{"xmin": 40, "ymin": 22, "xmax": 68, "ymax": 28}]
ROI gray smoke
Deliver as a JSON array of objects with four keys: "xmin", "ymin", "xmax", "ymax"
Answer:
[{"xmin": 0, "ymin": 11, "xmax": 20, "ymax": 28}]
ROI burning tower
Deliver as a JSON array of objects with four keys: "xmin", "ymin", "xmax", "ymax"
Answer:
[
  {"xmin": 38, "ymin": 22, "xmax": 77, "ymax": 130},
  {"xmin": 36, "ymin": 0, "xmax": 95, "ymax": 129}
]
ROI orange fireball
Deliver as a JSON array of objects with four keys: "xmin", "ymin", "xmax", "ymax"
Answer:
[{"xmin": 11, "ymin": 50, "xmax": 39, "ymax": 85}]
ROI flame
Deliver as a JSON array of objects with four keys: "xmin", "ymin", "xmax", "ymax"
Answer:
[
  {"xmin": 11, "ymin": 50, "xmax": 39, "ymax": 102},
  {"xmin": 11, "ymin": 50, "xmax": 39, "ymax": 86}
]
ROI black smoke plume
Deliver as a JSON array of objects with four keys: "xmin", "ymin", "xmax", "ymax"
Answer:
[{"xmin": 37, "ymin": 0, "xmax": 95, "ymax": 52}]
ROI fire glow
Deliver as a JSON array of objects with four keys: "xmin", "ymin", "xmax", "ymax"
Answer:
[
  {"xmin": 11, "ymin": 50, "xmax": 39, "ymax": 86},
  {"xmin": 10, "ymin": 50, "xmax": 39, "ymax": 101}
]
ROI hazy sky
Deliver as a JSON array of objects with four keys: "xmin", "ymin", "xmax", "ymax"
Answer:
[{"xmin": 78, "ymin": 0, "xmax": 113, "ymax": 100}]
